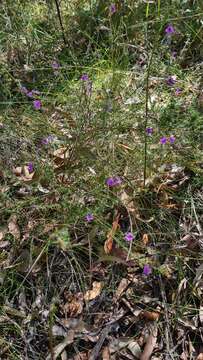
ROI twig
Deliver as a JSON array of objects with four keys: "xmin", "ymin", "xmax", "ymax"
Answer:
[{"xmin": 53, "ymin": 0, "xmax": 67, "ymax": 45}]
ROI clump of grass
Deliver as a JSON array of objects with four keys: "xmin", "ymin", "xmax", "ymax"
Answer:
[{"xmin": 0, "ymin": 1, "xmax": 203, "ymax": 358}]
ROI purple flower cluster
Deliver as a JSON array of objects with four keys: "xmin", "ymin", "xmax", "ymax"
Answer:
[
  {"xmin": 80, "ymin": 74, "xmax": 93, "ymax": 97},
  {"xmin": 143, "ymin": 264, "xmax": 152, "ymax": 276},
  {"xmin": 20, "ymin": 87, "xmax": 40, "ymax": 99},
  {"xmin": 20, "ymin": 86, "xmax": 42, "ymax": 110},
  {"xmin": 41, "ymin": 135, "xmax": 54, "ymax": 145},
  {"xmin": 52, "ymin": 61, "xmax": 60, "ymax": 70},
  {"xmin": 109, "ymin": 3, "xmax": 116, "ymax": 14},
  {"xmin": 80, "ymin": 74, "xmax": 89, "ymax": 81},
  {"xmin": 160, "ymin": 136, "xmax": 175, "ymax": 144},
  {"xmin": 106, "ymin": 176, "xmax": 122, "ymax": 187},
  {"xmin": 27, "ymin": 162, "xmax": 34, "ymax": 173},
  {"xmin": 85, "ymin": 213, "xmax": 94, "ymax": 222},
  {"xmin": 175, "ymin": 88, "xmax": 182, "ymax": 96},
  {"xmin": 124, "ymin": 232, "xmax": 134, "ymax": 242},
  {"xmin": 165, "ymin": 24, "xmax": 175, "ymax": 35},
  {"xmin": 146, "ymin": 127, "xmax": 153, "ymax": 135},
  {"xmin": 166, "ymin": 76, "xmax": 177, "ymax": 86}
]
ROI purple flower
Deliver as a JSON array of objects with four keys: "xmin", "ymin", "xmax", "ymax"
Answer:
[
  {"xmin": 143, "ymin": 264, "xmax": 152, "ymax": 276},
  {"xmin": 175, "ymin": 88, "xmax": 182, "ymax": 95},
  {"xmin": 85, "ymin": 213, "xmax": 94, "ymax": 222},
  {"xmin": 41, "ymin": 135, "xmax": 54, "ymax": 145},
  {"xmin": 166, "ymin": 76, "xmax": 177, "ymax": 86},
  {"xmin": 27, "ymin": 91, "xmax": 34, "ymax": 98},
  {"xmin": 33, "ymin": 100, "xmax": 41, "ymax": 110},
  {"xmin": 146, "ymin": 127, "xmax": 153, "ymax": 135},
  {"xmin": 20, "ymin": 86, "xmax": 28, "ymax": 95},
  {"xmin": 106, "ymin": 176, "xmax": 122, "ymax": 187},
  {"xmin": 109, "ymin": 3, "xmax": 116, "ymax": 14},
  {"xmin": 124, "ymin": 232, "xmax": 134, "ymax": 242},
  {"xmin": 52, "ymin": 61, "xmax": 60, "ymax": 70},
  {"xmin": 160, "ymin": 136, "xmax": 167, "ymax": 145},
  {"xmin": 171, "ymin": 51, "xmax": 177, "ymax": 60},
  {"xmin": 165, "ymin": 24, "xmax": 175, "ymax": 35},
  {"xmin": 169, "ymin": 135, "xmax": 175, "ymax": 144},
  {"xmin": 80, "ymin": 74, "xmax": 89, "ymax": 81},
  {"xmin": 27, "ymin": 162, "xmax": 34, "ymax": 173}
]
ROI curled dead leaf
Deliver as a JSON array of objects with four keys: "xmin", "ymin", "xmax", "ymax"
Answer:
[
  {"xmin": 140, "ymin": 325, "xmax": 158, "ymax": 360},
  {"xmin": 53, "ymin": 147, "xmax": 69, "ymax": 159},
  {"xmin": 63, "ymin": 293, "xmax": 84, "ymax": 317},
  {"xmin": 102, "ymin": 347, "xmax": 110, "ymax": 360},
  {"xmin": 114, "ymin": 278, "xmax": 130, "ymax": 301},
  {"xmin": 0, "ymin": 227, "xmax": 7, "ymax": 242},
  {"xmin": 199, "ymin": 306, "xmax": 203, "ymax": 325},
  {"xmin": 142, "ymin": 311, "xmax": 160, "ymax": 321},
  {"xmin": 120, "ymin": 190, "xmax": 136, "ymax": 213},
  {"xmin": 13, "ymin": 166, "xmax": 35, "ymax": 182},
  {"xmin": 142, "ymin": 233, "xmax": 149, "ymax": 246},
  {"xmin": 84, "ymin": 281, "xmax": 103, "ymax": 301},
  {"xmin": 104, "ymin": 215, "xmax": 120, "ymax": 254},
  {"xmin": 8, "ymin": 215, "xmax": 20, "ymax": 240},
  {"xmin": 196, "ymin": 354, "xmax": 203, "ymax": 360}
]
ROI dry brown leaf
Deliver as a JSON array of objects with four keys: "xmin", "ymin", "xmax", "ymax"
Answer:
[
  {"xmin": 140, "ymin": 325, "xmax": 158, "ymax": 360},
  {"xmin": 199, "ymin": 306, "xmax": 203, "ymax": 325},
  {"xmin": 84, "ymin": 281, "xmax": 103, "ymax": 301},
  {"xmin": 127, "ymin": 341, "xmax": 141, "ymax": 357},
  {"xmin": 102, "ymin": 346, "xmax": 111, "ymax": 360},
  {"xmin": 142, "ymin": 311, "xmax": 160, "ymax": 321},
  {"xmin": 8, "ymin": 215, "xmax": 20, "ymax": 240},
  {"xmin": 120, "ymin": 190, "xmax": 136, "ymax": 213},
  {"xmin": 0, "ymin": 227, "xmax": 7, "ymax": 242},
  {"xmin": 61, "ymin": 350, "xmax": 68, "ymax": 360},
  {"xmin": 0, "ymin": 240, "xmax": 10, "ymax": 249},
  {"xmin": 63, "ymin": 293, "xmax": 84, "ymax": 317},
  {"xmin": 53, "ymin": 147, "xmax": 69, "ymax": 159},
  {"xmin": 104, "ymin": 215, "xmax": 120, "ymax": 254},
  {"xmin": 13, "ymin": 166, "xmax": 35, "ymax": 182},
  {"xmin": 196, "ymin": 354, "xmax": 203, "ymax": 360},
  {"xmin": 114, "ymin": 278, "xmax": 130, "ymax": 301},
  {"xmin": 13, "ymin": 166, "xmax": 22, "ymax": 176},
  {"xmin": 73, "ymin": 352, "xmax": 89, "ymax": 360},
  {"xmin": 142, "ymin": 233, "xmax": 149, "ymax": 246}
]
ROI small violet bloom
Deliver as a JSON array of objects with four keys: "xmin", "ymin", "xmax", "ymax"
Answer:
[
  {"xmin": 33, "ymin": 100, "xmax": 42, "ymax": 110},
  {"xmin": 169, "ymin": 135, "xmax": 175, "ymax": 144},
  {"xmin": 106, "ymin": 176, "xmax": 122, "ymax": 187},
  {"xmin": 20, "ymin": 86, "xmax": 28, "ymax": 95},
  {"xmin": 80, "ymin": 74, "xmax": 89, "ymax": 81},
  {"xmin": 52, "ymin": 61, "xmax": 60, "ymax": 70},
  {"xmin": 166, "ymin": 76, "xmax": 177, "ymax": 86},
  {"xmin": 143, "ymin": 264, "xmax": 152, "ymax": 276},
  {"xmin": 171, "ymin": 51, "xmax": 177, "ymax": 60},
  {"xmin": 175, "ymin": 88, "xmax": 182, "ymax": 96},
  {"xmin": 85, "ymin": 213, "xmax": 94, "ymax": 222},
  {"xmin": 124, "ymin": 232, "xmax": 134, "ymax": 242},
  {"xmin": 109, "ymin": 3, "xmax": 116, "ymax": 14},
  {"xmin": 165, "ymin": 24, "xmax": 175, "ymax": 35},
  {"xmin": 146, "ymin": 127, "xmax": 153, "ymax": 135},
  {"xmin": 160, "ymin": 136, "xmax": 167, "ymax": 145},
  {"xmin": 41, "ymin": 135, "xmax": 54, "ymax": 145},
  {"xmin": 27, "ymin": 162, "xmax": 34, "ymax": 173},
  {"xmin": 27, "ymin": 91, "xmax": 34, "ymax": 98}
]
